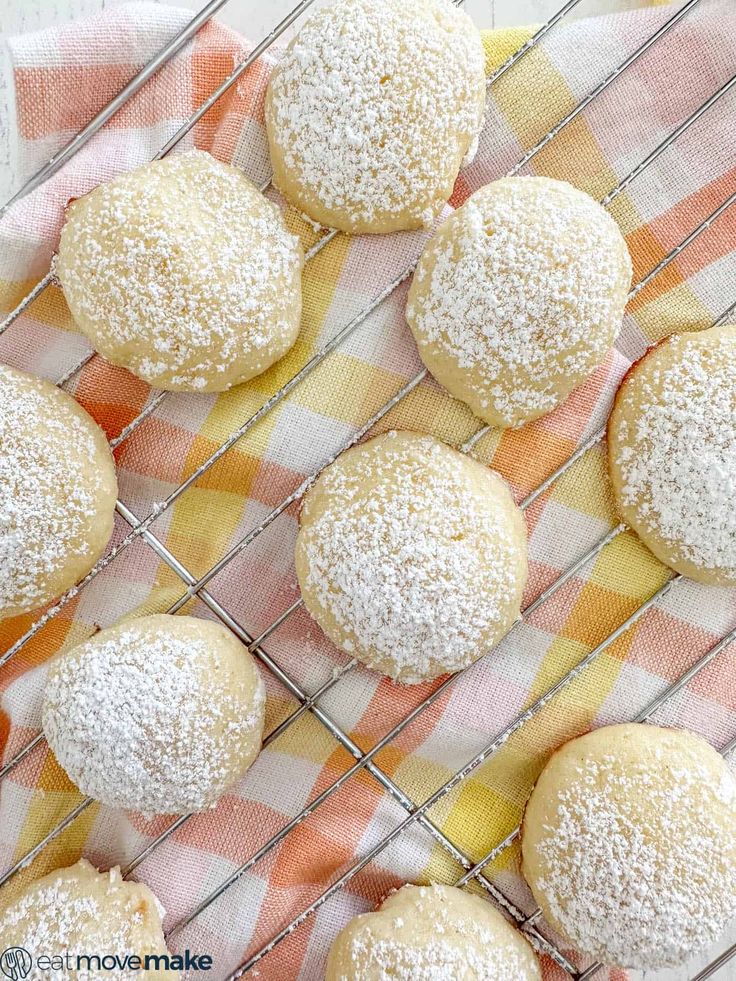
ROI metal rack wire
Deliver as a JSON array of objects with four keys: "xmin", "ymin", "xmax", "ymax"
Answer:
[{"xmin": 1, "ymin": 0, "xmax": 735, "ymax": 978}]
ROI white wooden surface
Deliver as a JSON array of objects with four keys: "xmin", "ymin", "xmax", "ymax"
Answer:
[{"xmin": 0, "ymin": 0, "xmax": 734, "ymax": 978}]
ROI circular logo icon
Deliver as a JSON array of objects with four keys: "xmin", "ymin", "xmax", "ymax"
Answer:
[{"xmin": 0, "ymin": 948, "xmax": 32, "ymax": 980}]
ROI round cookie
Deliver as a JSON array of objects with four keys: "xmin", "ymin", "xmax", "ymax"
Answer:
[
  {"xmin": 295, "ymin": 431, "xmax": 527, "ymax": 683},
  {"xmin": 0, "ymin": 859, "xmax": 176, "ymax": 979},
  {"xmin": 43, "ymin": 614, "xmax": 265, "ymax": 813},
  {"xmin": 265, "ymin": 0, "xmax": 486, "ymax": 234},
  {"xmin": 406, "ymin": 177, "xmax": 633, "ymax": 428},
  {"xmin": 0, "ymin": 365, "xmax": 117, "ymax": 621},
  {"xmin": 325, "ymin": 883, "xmax": 541, "ymax": 980},
  {"xmin": 521, "ymin": 723, "xmax": 736, "ymax": 970},
  {"xmin": 56, "ymin": 150, "xmax": 303, "ymax": 392},
  {"xmin": 608, "ymin": 324, "xmax": 736, "ymax": 585}
]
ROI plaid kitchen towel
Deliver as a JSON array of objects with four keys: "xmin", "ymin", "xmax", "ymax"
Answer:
[{"xmin": 1, "ymin": 1, "xmax": 735, "ymax": 978}]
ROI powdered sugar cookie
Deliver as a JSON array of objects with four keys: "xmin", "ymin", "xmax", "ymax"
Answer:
[
  {"xmin": 295, "ymin": 431, "xmax": 527, "ymax": 684},
  {"xmin": 0, "ymin": 859, "xmax": 176, "ymax": 979},
  {"xmin": 325, "ymin": 883, "xmax": 541, "ymax": 980},
  {"xmin": 57, "ymin": 151, "xmax": 303, "ymax": 392},
  {"xmin": 43, "ymin": 615, "xmax": 265, "ymax": 814},
  {"xmin": 406, "ymin": 177, "xmax": 632, "ymax": 428},
  {"xmin": 608, "ymin": 324, "xmax": 736, "ymax": 585},
  {"xmin": 0, "ymin": 365, "xmax": 117, "ymax": 622},
  {"xmin": 265, "ymin": 0, "xmax": 486, "ymax": 234},
  {"xmin": 521, "ymin": 723, "xmax": 736, "ymax": 969}
]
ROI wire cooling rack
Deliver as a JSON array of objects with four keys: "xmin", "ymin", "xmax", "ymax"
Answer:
[{"xmin": 1, "ymin": 0, "xmax": 735, "ymax": 978}]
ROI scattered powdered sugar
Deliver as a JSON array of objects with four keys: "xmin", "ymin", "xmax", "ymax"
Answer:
[
  {"xmin": 43, "ymin": 620, "xmax": 265, "ymax": 814},
  {"xmin": 531, "ymin": 738, "xmax": 736, "ymax": 969},
  {"xmin": 57, "ymin": 150, "xmax": 302, "ymax": 391},
  {"xmin": 0, "ymin": 861, "xmax": 168, "ymax": 980},
  {"xmin": 0, "ymin": 366, "xmax": 111, "ymax": 617},
  {"xmin": 612, "ymin": 329, "xmax": 736, "ymax": 578},
  {"xmin": 344, "ymin": 932, "xmax": 531, "ymax": 979},
  {"xmin": 406, "ymin": 177, "xmax": 632, "ymax": 426},
  {"xmin": 298, "ymin": 432, "xmax": 525, "ymax": 683},
  {"xmin": 334, "ymin": 884, "xmax": 538, "ymax": 979},
  {"xmin": 267, "ymin": 0, "xmax": 485, "ymax": 229}
]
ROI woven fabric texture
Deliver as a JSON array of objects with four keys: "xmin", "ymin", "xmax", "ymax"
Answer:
[{"xmin": 0, "ymin": 1, "xmax": 735, "ymax": 978}]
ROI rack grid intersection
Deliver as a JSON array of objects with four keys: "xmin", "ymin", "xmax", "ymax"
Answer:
[{"xmin": 1, "ymin": 0, "xmax": 735, "ymax": 978}]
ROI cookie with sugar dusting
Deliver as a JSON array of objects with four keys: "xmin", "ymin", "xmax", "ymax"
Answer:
[
  {"xmin": 0, "ymin": 365, "xmax": 117, "ymax": 622},
  {"xmin": 325, "ymin": 883, "xmax": 541, "ymax": 980},
  {"xmin": 43, "ymin": 614, "xmax": 265, "ymax": 814},
  {"xmin": 0, "ymin": 859, "xmax": 176, "ymax": 979},
  {"xmin": 608, "ymin": 324, "xmax": 736, "ymax": 585},
  {"xmin": 265, "ymin": 0, "xmax": 486, "ymax": 234},
  {"xmin": 56, "ymin": 151, "xmax": 303, "ymax": 392},
  {"xmin": 295, "ymin": 431, "xmax": 527, "ymax": 684},
  {"xmin": 521, "ymin": 723, "xmax": 736, "ymax": 970},
  {"xmin": 406, "ymin": 176, "xmax": 632, "ymax": 428}
]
